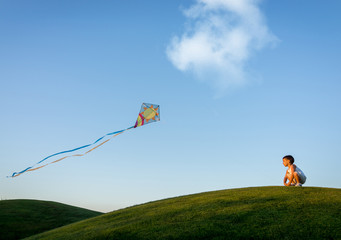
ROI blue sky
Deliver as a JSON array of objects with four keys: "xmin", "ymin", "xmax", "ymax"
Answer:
[{"xmin": 1, "ymin": 0, "xmax": 340, "ymax": 212}]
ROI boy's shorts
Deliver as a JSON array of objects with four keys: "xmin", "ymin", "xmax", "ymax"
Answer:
[{"xmin": 296, "ymin": 168, "xmax": 306, "ymax": 184}]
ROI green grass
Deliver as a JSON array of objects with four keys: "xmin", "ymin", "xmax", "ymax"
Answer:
[
  {"xmin": 0, "ymin": 199, "xmax": 102, "ymax": 240},
  {"xmin": 25, "ymin": 186, "xmax": 341, "ymax": 240}
]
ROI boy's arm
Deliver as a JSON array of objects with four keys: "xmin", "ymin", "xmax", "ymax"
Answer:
[
  {"xmin": 284, "ymin": 174, "xmax": 294, "ymax": 186},
  {"xmin": 283, "ymin": 169, "xmax": 289, "ymax": 186},
  {"xmin": 283, "ymin": 175, "xmax": 288, "ymax": 186}
]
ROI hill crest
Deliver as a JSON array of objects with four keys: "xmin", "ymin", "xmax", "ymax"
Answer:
[{"xmin": 25, "ymin": 186, "xmax": 341, "ymax": 240}]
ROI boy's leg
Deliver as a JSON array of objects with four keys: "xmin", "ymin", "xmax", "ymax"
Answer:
[
  {"xmin": 293, "ymin": 172, "xmax": 300, "ymax": 183},
  {"xmin": 293, "ymin": 172, "xmax": 302, "ymax": 186},
  {"xmin": 286, "ymin": 173, "xmax": 297, "ymax": 186}
]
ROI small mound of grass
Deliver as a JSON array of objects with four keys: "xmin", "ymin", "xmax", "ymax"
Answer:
[
  {"xmin": 0, "ymin": 199, "xmax": 102, "ymax": 240},
  {"xmin": 26, "ymin": 186, "xmax": 341, "ymax": 240}
]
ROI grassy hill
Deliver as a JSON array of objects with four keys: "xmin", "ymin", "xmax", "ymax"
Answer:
[
  {"xmin": 0, "ymin": 199, "xmax": 102, "ymax": 240},
  {"xmin": 25, "ymin": 186, "xmax": 341, "ymax": 240}
]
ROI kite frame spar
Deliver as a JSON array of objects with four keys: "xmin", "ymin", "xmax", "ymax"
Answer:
[{"xmin": 8, "ymin": 103, "xmax": 159, "ymax": 178}]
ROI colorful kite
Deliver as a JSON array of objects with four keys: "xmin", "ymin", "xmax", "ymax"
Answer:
[{"xmin": 8, "ymin": 103, "xmax": 160, "ymax": 178}]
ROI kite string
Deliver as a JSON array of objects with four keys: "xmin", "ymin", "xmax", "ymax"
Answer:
[{"xmin": 9, "ymin": 127, "xmax": 134, "ymax": 178}]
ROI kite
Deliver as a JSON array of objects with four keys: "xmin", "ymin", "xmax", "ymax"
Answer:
[{"xmin": 8, "ymin": 103, "xmax": 160, "ymax": 178}]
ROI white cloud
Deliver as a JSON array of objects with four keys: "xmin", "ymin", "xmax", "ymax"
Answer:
[{"xmin": 167, "ymin": 0, "xmax": 278, "ymax": 92}]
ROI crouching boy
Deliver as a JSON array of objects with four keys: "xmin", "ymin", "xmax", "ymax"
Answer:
[{"xmin": 283, "ymin": 155, "xmax": 306, "ymax": 186}]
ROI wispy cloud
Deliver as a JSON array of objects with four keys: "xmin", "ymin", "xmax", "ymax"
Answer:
[{"xmin": 167, "ymin": 0, "xmax": 278, "ymax": 93}]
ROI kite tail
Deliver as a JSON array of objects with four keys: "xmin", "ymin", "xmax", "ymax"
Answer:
[{"xmin": 8, "ymin": 126, "xmax": 134, "ymax": 178}]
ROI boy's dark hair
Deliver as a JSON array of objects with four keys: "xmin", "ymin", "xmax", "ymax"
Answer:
[{"xmin": 283, "ymin": 155, "xmax": 295, "ymax": 164}]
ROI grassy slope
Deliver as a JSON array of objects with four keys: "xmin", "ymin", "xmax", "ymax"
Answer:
[
  {"xmin": 0, "ymin": 199, "xmax": 102, "ymax": 240},
  {"xmin": 25, "ymin": 186, "xmax": 341, "ymax": 240}
]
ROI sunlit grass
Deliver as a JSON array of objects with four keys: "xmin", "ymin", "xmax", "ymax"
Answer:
[{"xmin": 25, "ymin": 186, "xmax": 341, "ymax": 240}]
